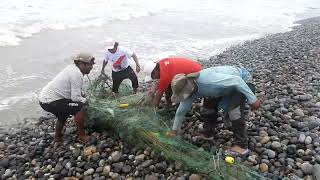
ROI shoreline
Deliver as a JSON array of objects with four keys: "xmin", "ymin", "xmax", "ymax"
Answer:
[{"xmin": 1, "ymin": 16, "xmax": 320, "ymax": 179}]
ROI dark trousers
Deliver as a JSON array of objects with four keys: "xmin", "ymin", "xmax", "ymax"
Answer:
[
  {"xmin": 112, "ymin": 66, "xmax": 138, "ymax": 93},
  {"xmin": 201, "ymin": 91, "xmax": 248, "ymax": 148}
]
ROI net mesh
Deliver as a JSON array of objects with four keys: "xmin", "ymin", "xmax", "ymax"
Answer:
[{"xmin": 86, "ymin": 76, "xmax": 265, "ymax": 179}]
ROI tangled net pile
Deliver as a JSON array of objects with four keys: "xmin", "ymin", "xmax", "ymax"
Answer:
[{"xmin": 86, "ymin": 76, "xmax": 265, "ymax": 179}]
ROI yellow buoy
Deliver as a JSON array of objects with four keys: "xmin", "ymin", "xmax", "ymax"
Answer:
[
  {"xmin": 119, "ymin": 103, "xmax": 129, "ymax": 108},
  {"xmin": 224, "ymin": 156, "xmax": 235, "ymax": 164}
]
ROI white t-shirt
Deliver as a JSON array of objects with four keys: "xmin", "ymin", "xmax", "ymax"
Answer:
[
  {"xmin": 104, "ymin": 46, "xmax": 134, "ymax": 72},
  {"xmin": 39, "ymin": 64, "xmax": 86, "ymax": 103}
]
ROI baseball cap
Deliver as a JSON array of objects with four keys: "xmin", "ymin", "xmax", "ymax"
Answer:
[
  {"xmin": 74, "ymin": 52, "xmax": 95, "ymax": 64},
  {"xmin": 105, "ymin": 38, "xmax": 117, "ymax": 49}
]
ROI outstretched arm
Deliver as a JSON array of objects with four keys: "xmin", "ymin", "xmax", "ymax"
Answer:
[
  {"xmin": 151, "ymin": 90, "xmax": 164, "ymax": 107},
  {"xmin": 101, "ymin": 60, "xmax": 108, "ymax": 74},
  {"xmin": 132, "ymin": 53, "xmax": 141, "ymax": 73}
]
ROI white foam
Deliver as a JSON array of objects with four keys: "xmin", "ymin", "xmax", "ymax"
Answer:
[{"xmin": 0, "ymin": 0, "xmax": 319, "ymax": 46}]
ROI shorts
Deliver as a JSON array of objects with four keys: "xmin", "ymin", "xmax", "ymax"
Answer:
[{"xmin": 39, "ymin": 99, "xmax": 83, "ymax": 122}]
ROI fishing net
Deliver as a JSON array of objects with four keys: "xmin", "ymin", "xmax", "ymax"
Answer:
[{"xmin": 86, "ymin": 75, "xmax": 266, "ymax": 179}]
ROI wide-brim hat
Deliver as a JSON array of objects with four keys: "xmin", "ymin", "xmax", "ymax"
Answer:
[
  {"xmin": 74, "ymin": 52, "xmax": 95, "ymax": 64},
  {"xmin": 171, "ymin": 73, "xmax": 196, "ymax": 103}
]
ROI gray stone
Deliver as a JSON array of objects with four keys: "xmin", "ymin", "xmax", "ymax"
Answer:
[
  {"xmin": 0, "ymin": 142, "xmax": 5, "ymax": 150},
  {"xmin": 298, "ymin": 134, "xmax": 306, "ymax": 143},
  {"xmin": 141, "ymin": 160, "xmax": 153, "ymax": 168},
  {"xmin": 113, "ymin": 162, "xmax": 124, "ymax": 172},
  {"xmin": 110, "ymin": 172, "xmax": 120, "ymax": 179},
  {"xmin": 313, "ymin": 164, "xmax": 320, "ymax": 180},
  {"xmin": 135, "ymin": 154, "xmax": 145, "ymax": 161},
  {"xmin": 54, "ymin": 163, "xmax": 63, "ymax": 174},
  {"xmin": 305, "ymin": 136, "xmax": 312, "ymax": 145},
  {"xmin": 315, "ymin": 155, "xmax": 320, "ymax": 163},
  {"xmin": 122, "ymin": 165, "xmax": 132, "ymax": 173},
  {"xmin": 102, "ymin": 165, "xmax": 111, "ymax": 176},
  {"xmin": 155, "ymin": 162, "xmax": 167, "ymax": 172},
  {"xmin": 111, "ymin": 151, "xmax": 122, "ymax": 162},
  {"xmin": 145, "ymin": 175, "xmax": 158, "ymax": 180},
  {"xmin": 287, "ymin": 145, "xmax": 297, "ymax": 155},
  {"xmin": 65, "ymin": 162, "xmax": 72, "ymax": 170},
  {"xmin": 271, "ymin": 141, "xmax": 282, "ymax": 150},
  {"xmin": 0, "ymin": 158, "xmax": 9, "ymax": 168},
  {"xmin": 4, "ymin": 169, "xmax": 12, "ymax": 177},
  {"xmin": 91, "ymin": 153, "xmax": 100, "ymax": 161},
  {"xmin": 301, "ymin": 162, "xmax": 313, "ymax": 175},
  {"xmin": 189, "ymin": 174, "xmax": 201, "ymax": 180},
  {"xmin": 95, "ymin": 167, "xmax": 103, "ymax": 173},
  {"xmin": 84, "ymin": 168, "xmax": 95, "ymax": 176},
  {"xmin": 294, "ymin": 109, "xmax": 305, "ymax": 116},
  {"xmin": 98, "ymin": 160, "xmax": 105, "ymax": 167},
  {"xmin": 266, "ymin": 149, "xmax": 276, "ymax": 159}
]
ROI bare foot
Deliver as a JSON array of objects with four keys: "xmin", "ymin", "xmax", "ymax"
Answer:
[{"xmin": 78, "ymin": 135, "xmax": 90, "ymax": 143}]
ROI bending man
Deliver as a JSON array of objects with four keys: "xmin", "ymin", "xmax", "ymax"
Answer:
[
  {"xmin": 39, "ymin": 53, "xmax": 95, "ymax": 143},
  {"xmin": 146, "ymin": 57, "xmax": 202, "ymax": 107},
  {"xmin": 167, "ymin": 66, "xmax": 260, "ymax": 155}
]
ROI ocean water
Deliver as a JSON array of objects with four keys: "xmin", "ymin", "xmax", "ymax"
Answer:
[{"xmin": 0, "ymin": 0, "xmax": 319, "ymax": 127}]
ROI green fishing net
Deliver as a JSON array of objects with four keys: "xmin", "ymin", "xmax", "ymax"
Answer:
[{"xmin": 86, "ymin": 76, "xmax": 266, "ymax": 179}]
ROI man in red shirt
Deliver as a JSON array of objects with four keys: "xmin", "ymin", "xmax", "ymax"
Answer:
[{"xmin": 147, "ymin": 57, "xmax": 202, "ymax": 107}]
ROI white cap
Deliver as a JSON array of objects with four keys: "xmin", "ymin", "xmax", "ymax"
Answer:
[
  {"xmin": 143, "ymin": 61, "xmax": 157, "ymax": 82},
  {"xmin": 104, "ymin": 38, "xmax": 116, "ymax": 49}
]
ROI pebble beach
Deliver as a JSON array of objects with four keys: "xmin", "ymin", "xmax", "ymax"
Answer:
[{"xmin": 1, "ymin": 17, "xmax": 320, "ymax": 180}]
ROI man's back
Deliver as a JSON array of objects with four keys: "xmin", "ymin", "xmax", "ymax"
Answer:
[
  {"xmin": 39, "ymin": 65, "xmax": 84, "ymax": 103},
  {"xmin": 158, "ymin": 57, "xmax": 202, "ymax": 93}
]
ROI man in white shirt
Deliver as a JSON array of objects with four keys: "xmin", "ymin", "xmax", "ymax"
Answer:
[
  {"xmin": 39, "ymin": 52, "xmax": 95, "ymax": 143},
  {"xmin": 101, "ymin": 41, "xmax": 141, "ymax": 96}
]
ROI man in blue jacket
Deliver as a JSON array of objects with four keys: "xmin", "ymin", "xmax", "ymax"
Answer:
[{"xmin": 166, "ymin": 66, "xmax": 260, "ymax": 155}]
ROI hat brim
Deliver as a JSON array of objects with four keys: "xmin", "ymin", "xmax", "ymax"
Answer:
[{"xmin": 171, "ymin": 79, "xmax": 195, "ymax": 104}]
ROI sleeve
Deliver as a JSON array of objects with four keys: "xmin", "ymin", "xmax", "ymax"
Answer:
[
  {"xmin": 158, "ymin": 75, "xmax": 170, "ymax": 93},
  {"xmin": 172, "ymin": 95, "xmax": 196, "ymax": 130},
  {"xmin": 104, "ymin": 52, "xmax": 109, "ymax": 62},
  {"xmin": 70, "ymin": 72, "xmax": 87, "ymax": 103},
  {"xmin": 123, "ymin": 47, "xmax": 134, "ymax": 58},
  {"xmin": 219, "ymin": 74, "xmax": 257, "ymax": 104}
]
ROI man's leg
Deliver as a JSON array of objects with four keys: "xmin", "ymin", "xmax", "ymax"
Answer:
[
  {"xmin": 164, "ymin": 86, "xmax": 173, "ymax": 106},
  {"xmin": 54, "ymin": 116, "xmax": 67, "ymax": 142},
  {"xmin": 74, "ymin": 106, "xmax": 90, "ymax": 142},
  {"xmin": 200, "ymin": 97, "xmax": 220, "ymax": 137},
  {"xmin": 126, "ymin": 66, "xmax": 139, "ymax": 94},
  {"xmin": 228, "ymin": 91, "xmax": 248, "ymax": 153},
  {"xmin": 112, "ymin": 70, "xmax": 124, "ymax": 97},
  {"xmin": 40, "ymin": 101, "xmax": 67, "ymax": 143}
]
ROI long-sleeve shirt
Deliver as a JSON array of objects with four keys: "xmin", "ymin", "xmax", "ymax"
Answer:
[
  {"xmin": 39, "ymin": 65, "xmax": 86, "ymax": 103},
  {"xmin": 173, "ymin": 66, "xmax": 257, "ymax": 130}
]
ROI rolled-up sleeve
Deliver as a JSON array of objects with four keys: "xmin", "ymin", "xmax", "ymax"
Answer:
[{"xmin": 173, "ymin": 95, "xmax": 196, "ymax": 130}]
